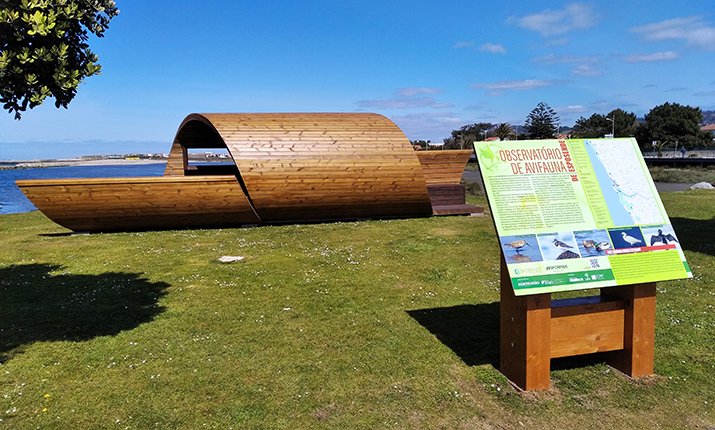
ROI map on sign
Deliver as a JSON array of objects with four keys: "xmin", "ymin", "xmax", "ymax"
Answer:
[
  {"xmin": 474, "ymin": 138, "xmax": 691, "ymax": 296},
  {"xmin": 585, "ymin": 139, "xmax": 663, "ymax": 226}
]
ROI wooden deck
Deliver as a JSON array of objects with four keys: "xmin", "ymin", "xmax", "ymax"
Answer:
[{"xmin": 416, "ymin": 150, "xmax": 481, "ymax": 216}]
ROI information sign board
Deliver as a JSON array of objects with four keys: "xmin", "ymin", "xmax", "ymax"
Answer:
[{"xmin": 474, "ymin": 138, "xmax": 691, "ymax": 296}]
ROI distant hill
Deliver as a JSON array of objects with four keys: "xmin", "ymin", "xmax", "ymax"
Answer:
[{"xmin": 703, "ymin": 110, "xmax": 715, "ymax": 126}]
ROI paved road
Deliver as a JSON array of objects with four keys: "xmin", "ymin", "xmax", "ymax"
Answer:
[{"xmin": 461, "ymin": 171, "xmax": 693, "ymax": 193}]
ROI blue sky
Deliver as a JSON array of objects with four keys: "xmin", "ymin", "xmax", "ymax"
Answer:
[{"xmin": 2, "ymin": 0, "xmax": 714, "ymax": 159}]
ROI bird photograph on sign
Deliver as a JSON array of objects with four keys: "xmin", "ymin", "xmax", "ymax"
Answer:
[
  {"xmin": 573, "ymin": 229, "xmax": 613, "ymax": 257},
  {"xmin": 500, "ymin": 235, "xmax": 543, "ymax": 263},
  {"xmin": 537, "ymin": 232, "xmax": 580, "ymax": 260},
  {"xmin": 642, "ymin": 225, "xmax": 681, "ymax": 247},
  {"xmin": 609, "ymin": 227, "xmax": 646, "ymax": 249}
]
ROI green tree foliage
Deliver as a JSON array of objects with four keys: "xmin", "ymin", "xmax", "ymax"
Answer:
[
  {"xmin": 443, "ymin": 122, "xmax": 493, "ymax": 149},
  {"xmin": 493, "ymin": 122, "xmax": 515, "ymax": 141},
  {"xmin": 573, "ymin": 109, "xmax": 638, "ymax": 138},
  {"xmin": 524, "ymin": 102, "xmax": 559, "ymax": 139},
  {"xmin": 0, "ymin": 0, "xmax": 119, "ymax": 119},
  {"xmin": 609, "ymin": 108, "xmax": 638, "ymax": 137},
  {"xmin": 636, "ymin": 103, "xmax": 713, "ymax": 153},
  {"xmin": 573, "ymin": 113, "xmax": 608, "ymax": 138}
]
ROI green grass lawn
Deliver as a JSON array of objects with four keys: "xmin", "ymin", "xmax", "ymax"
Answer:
[
  {"xmin": 647, "ymin": 166, "xmax": 715, "ymax": 184},
  {"xmin": 1, "ymin": 193, "xmax": 713, "ymax": 429}
]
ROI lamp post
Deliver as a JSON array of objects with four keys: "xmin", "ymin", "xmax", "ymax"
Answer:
[{"xmin": 606, "ymin": 116, "xmax": 615, "ymax": 138}]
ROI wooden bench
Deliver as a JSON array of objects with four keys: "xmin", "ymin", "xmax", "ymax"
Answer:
[{"xmin": 16, "ymin": 176, "xmax": 260, "ymax": 232}]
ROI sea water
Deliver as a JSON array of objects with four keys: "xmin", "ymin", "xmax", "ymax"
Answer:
[{"xmin": 0, "ymin": 164, "xmax": 166, "ymax": 215}]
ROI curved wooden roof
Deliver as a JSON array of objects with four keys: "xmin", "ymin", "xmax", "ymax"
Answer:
[{"xmin": 170, "ymin": 113, "xmax": 433, "ymax": 223}]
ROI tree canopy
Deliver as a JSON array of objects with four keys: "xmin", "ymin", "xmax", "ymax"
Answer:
[
  {"xmin": 573, "ymin": 113, "xmax": 609, "ymax": 138},
  {"xmin": 524, "ymin": 102, "xmax": 559, "ymax": 139},
  {"xmin": 572, "ymin": 109, "xmax": 638, "ymax": 138},
  {"xmin": 636, "ymin": 102, "xmax": 713, "ymax": 152},
  {"xmin": 443, "ymin": 122, "xmax": 493, "ymax": 149},
  {"xmin": 493, "ymin": 122, "xmax": 516, "ymax": 141},
  {"xmin": 0, "ymin": 0, "xmax": 119, "ymax": 119}
]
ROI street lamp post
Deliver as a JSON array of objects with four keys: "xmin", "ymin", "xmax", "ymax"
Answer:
[{"xmin": 606, "ymin": 116, "xmax": 615, "ymax": 138}]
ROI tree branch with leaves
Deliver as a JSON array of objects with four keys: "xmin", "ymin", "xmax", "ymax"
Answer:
[{"xmin": 0, "ymin": 0, "xmax": 119, "ymax": 119}]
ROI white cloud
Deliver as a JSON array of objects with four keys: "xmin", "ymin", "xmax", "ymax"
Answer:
[
  {"xmin": 478, "ymin": 43, "xmax": 506, "ymax": 54},
  {"xmin": 630, "ymin": 16, "xmax": 715, "ymax": 50},
  {"xmin": 452, "ymin": 41, "xmax": 474, "ymax": 49},
  {"xmin": 358, "ymin": 88, "xmax": 450, "ymax": 109},
  {"xmin": 530, "ymin": 54, "xmax": 603, "ymax": 77},
  {"xmin": 531, "ymin": 54, "xmax": 599, "ymax": 65},
  {"xmin": 589, "ymin": 100, "xmax": 619, "ymax": 112},
  {"xmin": 471, "ymin": 79, "xmax": 571, "ymax": 95},
  {"xmin": 621, "ymin": 51, "xmax": 679, "ymax": 63},
  {"xmin": 558, "ymin": 105, "xmax": 589, "ymax": 114},
  {"xmin": 508, "ymin": 2, "xmax": 600, "ymax": 37},
  {"xmin": 571, "ymin": 65, "xmax": 603, "ymax": 77},
  {"xmin": 547, "ymin": 38, "xmax": 571, "ymax": 46},
  {"xmin": 388, "ymin": 112, "xmax": 464, "ymax": 141},
  {"xmin": 397, "ymin": 87, "xmax": 443, "ymax": 97},
  {"xmin": 357, "ymin": 97, "xmax": 451, "ymax": 109}
]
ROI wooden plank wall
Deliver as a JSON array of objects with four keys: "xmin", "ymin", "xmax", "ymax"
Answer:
[
  {"xmin": 164, "ymin": 141, "xmax": 187, "ymax": 176},
  {"xmin": 16, "ymin": 176, "xmax": 261, "ymax": 232},
  {"xmin": 415, "ymin": 150, "xmax": 473, "ymax": 185},
  {"xmin": 175, "ymin": 113, "xmax": 433, "ymax": 223}
]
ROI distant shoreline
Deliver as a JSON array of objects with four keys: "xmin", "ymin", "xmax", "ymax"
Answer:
[{"xmin": 0, "ymin": 159, "xmax": 168, "ymax": 170}]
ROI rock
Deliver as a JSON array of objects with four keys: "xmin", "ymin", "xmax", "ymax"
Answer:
[
  {"xmin": 689, "ymin": 182, "xmax": 715, "ymax": 190},
  {"xmin": 218, "ymin": 256, "xmax": 245, "ymax": 263}
]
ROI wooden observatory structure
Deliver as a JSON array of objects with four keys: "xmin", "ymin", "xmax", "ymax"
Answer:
[{"xmin": 16, "ymin": 113, "xmax": 480, "ymax": 232}]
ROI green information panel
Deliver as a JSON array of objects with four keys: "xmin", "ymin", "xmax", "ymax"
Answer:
[{"xmin": 474, "ymin": 138, "xmax": 691, "ymax": 296}]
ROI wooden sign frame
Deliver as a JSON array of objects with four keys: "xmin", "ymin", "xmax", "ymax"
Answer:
[{"xmin": 499, "ymin": 255, "xmax": 656, "ymax": 390}]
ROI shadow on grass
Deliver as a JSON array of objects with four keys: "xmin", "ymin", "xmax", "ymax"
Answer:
[
  {"xmin": 408, "ymin": 303, "xmax": 499, "ymax": 367},
  {"xmin": 409, "ymin": 304, "xmax": 636, "ymax": 377},
  {"xmin": 670, "ymin": 217, "xmax": 715, "ymax": 257},
  {"xmin": 0, "ymin": 264, "xmax": 169, "ymax": 362}
]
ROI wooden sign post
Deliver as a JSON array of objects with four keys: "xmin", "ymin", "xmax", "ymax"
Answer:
[
  {"xmin": 499, "ymin": 255, "xmax": 656, "ymax": 390},
  {"xmin": 473, "ymin": 138, "xmax": 691, "ymax": 391}
]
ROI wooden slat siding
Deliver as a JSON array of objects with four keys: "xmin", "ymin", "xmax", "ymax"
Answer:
[
  {"xmin": 426, "ymin": 184, "xmax": 466, "ymax": 206},
  {"xmin": 550, "ymin": 297, "xmax": 626, "ymax": 358},
  {"xmin": 16, "ymin": 176, "xmax": 261, "ymax": 232},
  {"xmin": 176, "ymin": 113, "xmax": 432, "ymax": 223},
  {"xmin": 416, "ymin": 150, "xmax": 473, "ymax": 185},
  {"xmin": 164, "ymin": 141, "xmax": 187, "ymax": 176}
]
